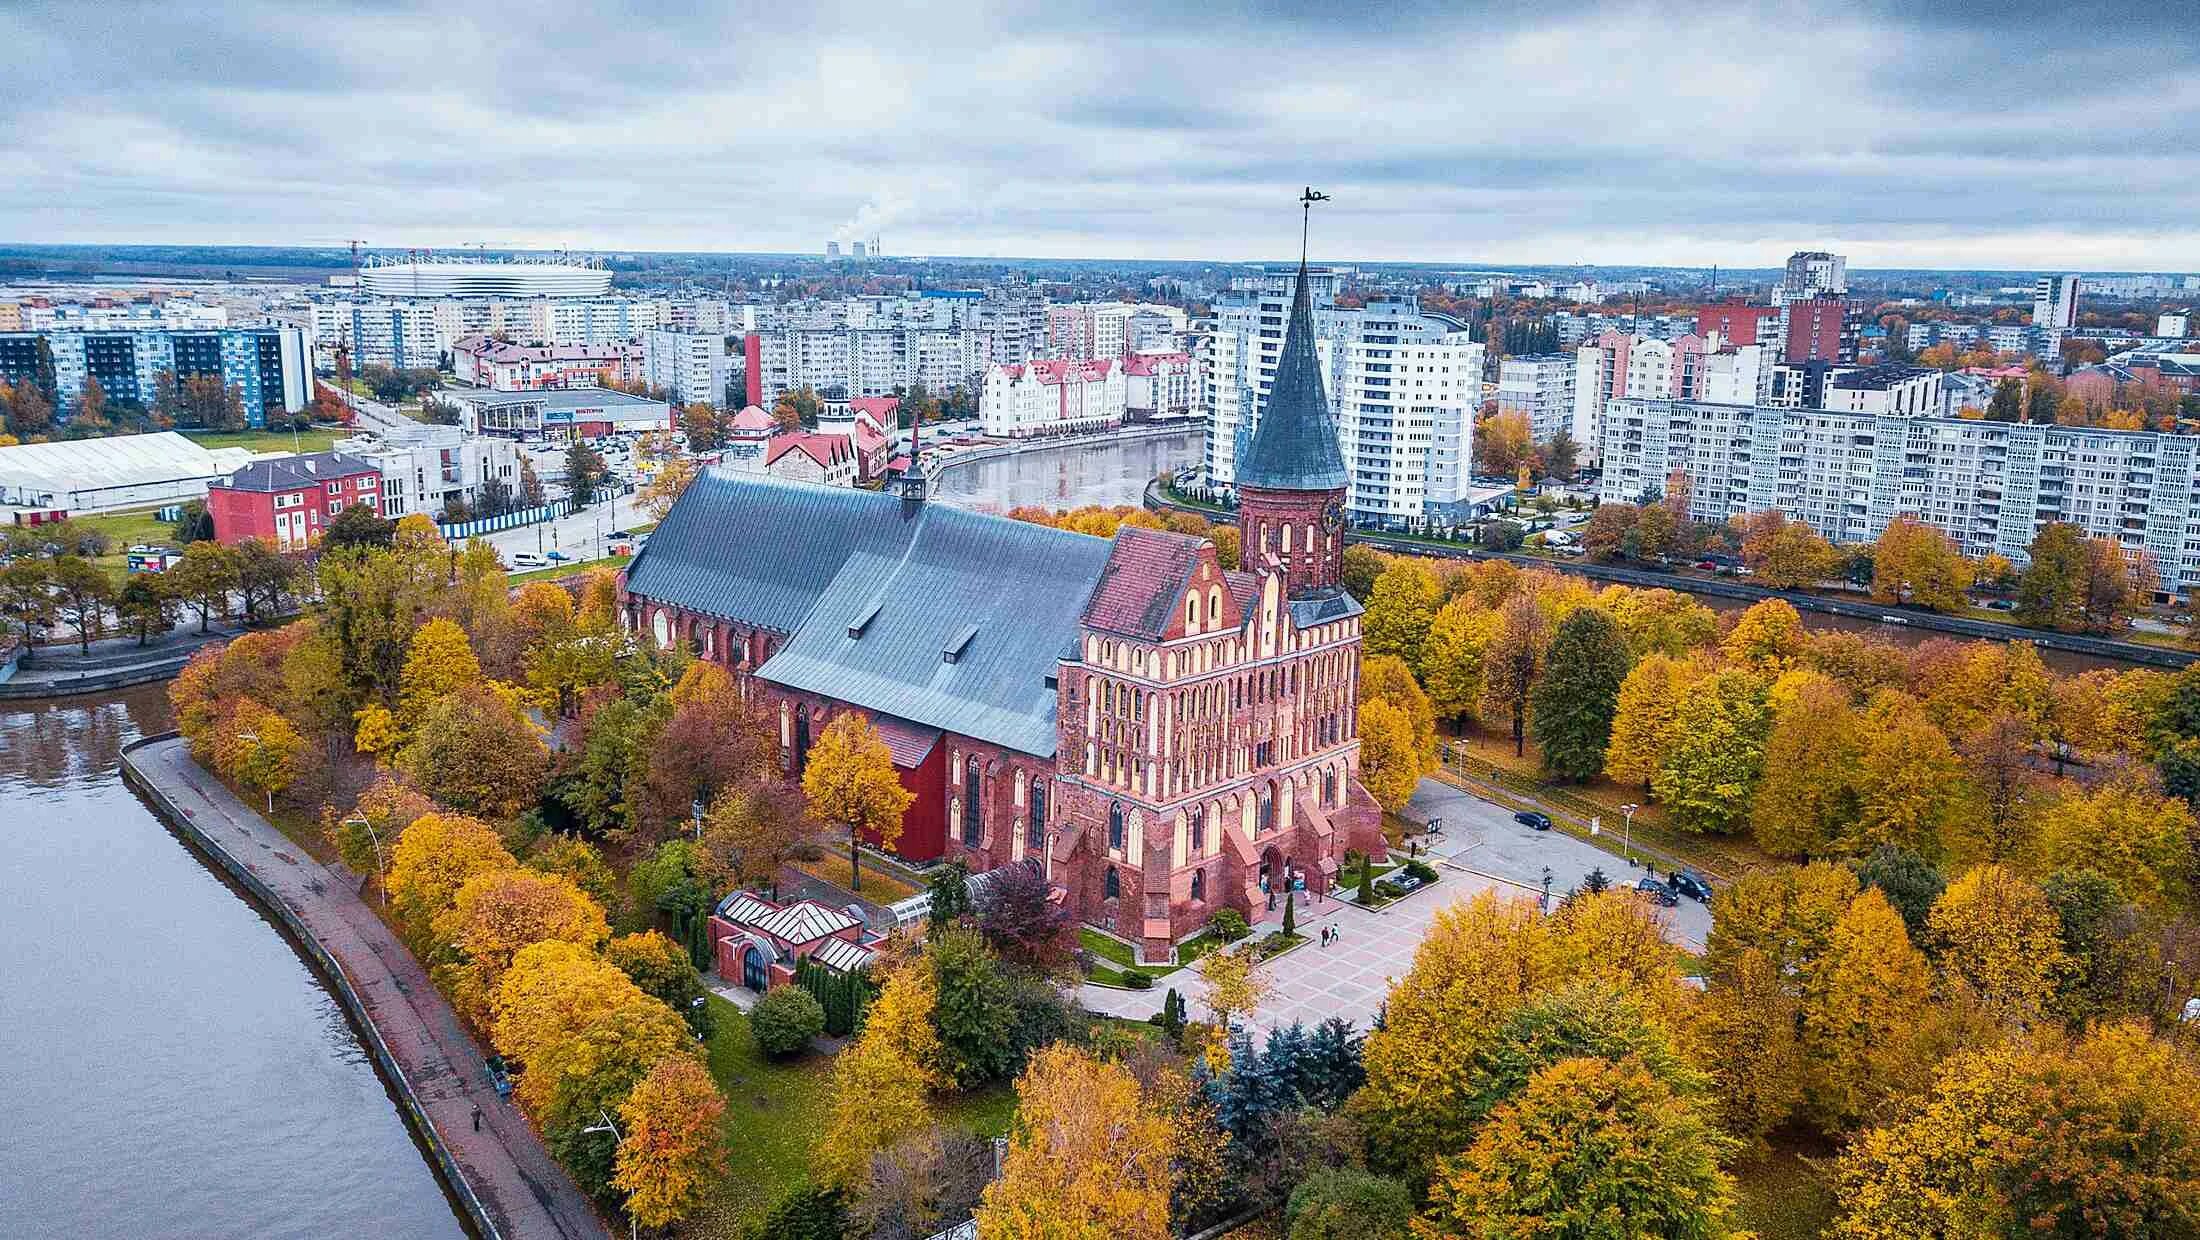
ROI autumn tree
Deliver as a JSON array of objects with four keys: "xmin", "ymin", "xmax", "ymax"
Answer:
[
  {"xmin": 1930, "ymin": 863, "xmax": 2070, "ymax": 1028},
  {"xmin": 1362, "ymin": 558, "xmax": 1442, "ymax": 677},
  {"xmin": 398, "ymin": 682, "xmax": 550, "ymax": 819},
  {"xmin": 166, "ymin": 540, "xmax": 240, "ymax": 634},
  {"xmin": 1739, "ymin": 511, "xmax": 1841, "ymax": 588},
  {"xmin": 436, "ymin": 868, "xmax": 611, "ymax": 1024},
  {"xmin": 696, "ymin": 781, "xmax": 812, "ymax": 897},
  {"xmin": 1475, "ymin": 409, "xmax": 1534, "ymax": 476},
  {"xmin": 386, "ymin": 812, "xmax": 518, "ymax": 947},
  {"xmin": 1871, "ymin": 516, "xmax": 1973, "ymax": 612},
  {"xmin": 1751, "ymin": 676, "xmax": 1861, "ymax": 857},
  {"xmin": 1700, "ymin": 948, "xmax": 1804, "ymax": 1148},
  {"xmin": 397, "ymin": 616, "xmax": 483, "ymax": 722},
  {"xmin": 115, "ymin": 573, "xmax": 178, "ymax": 645},
  {"xmin": 47, "ymin": 555, "xmax": 114, "ymax": 654},
  {"xmin": 817, "ymin": 961, "xmax": 942, "ymax": 1189},
  {"xmin": 2032, "ymin": 776, "xmax": 2194, "ymax": 909},
  {"xmin": 1844, "ymin": 697, "xmax": 1970, "ymax": 858},
  {"xmin": 1834, "ymin": 1023, "xmax": 2200, "ymax": 1239},
  {"xmin": 1653, "ymin": 668, "xmax": 1770, "ymax": 834},
  {"xmin": 1414, "ymin": 1056, "xmax": 1738, "ymax": 1240},
  {"xmin": 2015, "ymin": 521, "xmax": 2088, "ymax": 630},
  {"xmin": 210, "ymin": 698, "xmax": 305, "ymax": 810},
  {"xmin": 801, "ymin": 712, "xmax": 914, "ymax": 895},
  {"xmin": 639, "ymin": 456, "xmax": 698, "ymax": 521},
  {"xmin": 974, "ymin": 1044, "xmax": 1175, "ymax": 1240},
  {"xmin": 1421, "ymin": 598, "xmax": 1504, "ymax": 725},
  {"xmin": 1802, "ymin": 887, "xmax": 1937, "ymax": 1129},
  {"xmin": 1482, "ymin": 595, "xmax": 1549, "ymax": 758},
  {"xmin": 1604, "ymin": 587, "xmax": 1719, "ymax": 658},
  {"xmin": 1361, "ymin": 654, "xmax": 1436, "ymax": 765},
  {"xmin": 1604, "ymin": 653, "xmax": 1701, "ymax": 791},
  {"xmin": 1530, "ymin": 607, "xmax": 1632, "ymax": 781},
  {"xmin": 611, "ymin": 1054, "xmax": 724, "ymax": 1228},
  {"xmin": 1721, "ymin": 598, "xmax": 1806, "ymax": 673}
]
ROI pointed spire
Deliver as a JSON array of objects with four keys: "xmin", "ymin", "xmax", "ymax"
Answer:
[{"xmin": 1236, "ymin": 257, "xmax": 1349, "ymax": 493}]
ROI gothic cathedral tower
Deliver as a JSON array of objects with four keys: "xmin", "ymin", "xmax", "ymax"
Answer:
[{"xmin": 1235, "ymin": 252, "xmax": 1349, "ymax": 597}]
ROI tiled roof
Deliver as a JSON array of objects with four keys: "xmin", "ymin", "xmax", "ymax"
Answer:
[
  {"xmin": 1082, "ymin": 525, "xmax": 1205, "ymax": 640},
  {"xmin": 214, "ymin": 451, "xmax": 380, "ymax": 493},
  {"xmin": 872, "ymin": 714, "xmax": 942, "ymax": 766},
  {"xmin": 766, "ymin": 431, "xmax": 852, "ymax": 469},
  {"xmin": 845, "ymin": 396, "xmax": 900, "ymax": 425},
  {"xmin": 728, "ymin": 405, "xmax": 777, "ymax": 432},
  {"xmin": 810, "ymin": 937, "xmax": 877, "ymax": 974},
  {"xmin": 752, "ymin": 899, "xmax": 862, "ymax": 944},
  {"xmin": 1236, "ymin": 263, "xmax": 1349, "ymax": 492}
]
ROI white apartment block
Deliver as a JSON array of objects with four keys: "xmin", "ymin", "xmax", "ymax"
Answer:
[
  {"xmin": 1124, "ymin": 352, "xmax": 1196, "ymax": 419},
  {"xmin": 333, "ymin": 424, "xmax": 524, "ymax": 521},
  {"xmin": 1205, "ymin": 287, "xmax": 1482, "ymax": 520},
  {"xmin": 643, "ymin": 329, "xmax": 734, "ymax": 406},
  {"xmin": 1777, "ymin": 251, "xmax": 1848, "ymax": 306},
  {"xmin": 752, "ymin": 325, "xmax": 987, "ymax": 401},
  {"xmin": 980, "ymin": 359, "xmax": 1127, "ymax": 437},
  {"xmin": 1820, "ymin": 365, "xmax": 1945, "ymax": 416},
  {"xmin": 310, "ymin": 296, "xmax": 666, "ymax": 369},
  {"xmin": 1599, "ymin": 398, "xmax": 2200, "ymax": 596},
  {"xmin": 1571, "ymin": 333, "xmax": 1721, "ymax": 464},
  {"xmin": 2034, "ymin": 275, "xmax": 2081, "ymax": 330},
  {"xmin": 1496, "ymin": 354, "xmax": 1579, "ymax": 442}
]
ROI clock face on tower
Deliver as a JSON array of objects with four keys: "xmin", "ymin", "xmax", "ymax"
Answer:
[{"xmin": 1321, "ymin": 499, "xmax": 1344, "ymax": 534}]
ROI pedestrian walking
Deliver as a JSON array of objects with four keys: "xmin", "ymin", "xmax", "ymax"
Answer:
[{"xmin": 471, "ymin": 1106, "xmax": 482, "ymax": 1133}]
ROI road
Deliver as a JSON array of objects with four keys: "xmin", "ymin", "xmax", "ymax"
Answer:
[
  {"xmin": 330, "ymin": 384, "xmax": 418, "ymax": 435},
  {"xmin": 480, "ymin": 491, "xmax": 647, "ymax": 564}
]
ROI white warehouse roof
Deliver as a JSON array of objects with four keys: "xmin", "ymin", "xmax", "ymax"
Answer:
[{"xmin": 0, "ymin": 432, "xmax": 263, "ymax": 513}]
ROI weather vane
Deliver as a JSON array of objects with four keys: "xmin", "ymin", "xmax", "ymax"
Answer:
[{"xmin": 1299, "ymin": 187, "xmax": 1329, "ymax": 267}]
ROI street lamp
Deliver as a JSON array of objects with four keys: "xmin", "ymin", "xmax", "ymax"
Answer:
[
  {"xmin": 345, "ymin": 816, "xmax": 387, "ymax": 905},
  {"xmin": 237, "ymin": 729, "xmax": 273, "ymax": 815},
  {"xmin": 1620, "ymin": 803, "xmax": 1639, "ymax": 867},
  {"xmin": 584, "ymin": 1109, "xmax": 640, "ymax": 1240}
]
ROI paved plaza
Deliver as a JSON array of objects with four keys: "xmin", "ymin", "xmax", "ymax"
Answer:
[{"xmin": 1081, "ymin": 776, "xmax": 1710, "ymax": 1036}]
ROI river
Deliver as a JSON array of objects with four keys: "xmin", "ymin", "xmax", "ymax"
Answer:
[
  {"xmin": 0, "ymin": 686, "xmax": 464, "ymax": 1239},
  {"xmin": 928, "ymin": 428, "xmax": 1203, "ymax": 513}
]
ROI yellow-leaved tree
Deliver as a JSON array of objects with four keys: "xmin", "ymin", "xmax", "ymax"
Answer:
[
  {"xmin": 974, "ymin": 1043, "xmax": 1174, "ymax": 1240},
  {"xmin": 352, "ymin": 703, "xmax": 401, "ymax": 765},
  {"xmin": 816, "ymin": 959, "xmax": 941, "ymax": 1189},
  {"xmin": 385, "ymin": 812, "xmax": 517, "ymax": 948},
  {"xmin": 1801, "ymin": 887, "xmax": 1937, "ymax": 1130},
  {"xmin": 1362, "ymin": 558, "xmax": 1443, "ymax": 677},
  {"xmin": 398, "ymin": 616, "xmax": 483, "ymax": 722},
  {"xmin": 1421, "ymin": 598, "xmax": 1505, "ymax": 725},
  {"xmin": 1929, "ymin": 864, "xmax": 2070, "ymax": 1028},
  {"xmin": 434, "ymin": 868, "xmax": 610, "ymax": 1025},
  {"xmin": 801, "ymin": 712, "xmax": 914, "ymax": 895},
  {"xmin": 612, "ymin": 1054, "xmax": 724, "ymax": 1228},
  {"xmin": 1195, "ymin": 946, "xmax": 1269, "ymax": 1072},
  {"xmin": 1604, "ymin": 653, "xmax": 1701, "ymax": 791},
  {"xmin": 2031, "ymin": 776, "xmax": 2195, "ymax": 908},
  {"xmin": 1355, "ymin": 697, "xmax": 1423, "ymax": 813},
  {"xmin": 1721, "ymin": 598, "xmax": 1807, "ymax": 673}
]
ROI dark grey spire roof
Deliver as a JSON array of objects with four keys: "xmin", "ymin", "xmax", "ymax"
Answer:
[{"xmin": 1236, "ymin": 262, "xmax": 1348, "ymax": 492}]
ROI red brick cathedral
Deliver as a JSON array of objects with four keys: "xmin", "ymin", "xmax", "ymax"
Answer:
[{"xmin": 621, "ymin": 261, "xmax": 1383, "ymax": 963}]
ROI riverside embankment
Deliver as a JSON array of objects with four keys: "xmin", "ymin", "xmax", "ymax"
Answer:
[{"xmin": 122, "ymin": 732, "xmax": 610, "ymax": 1240}]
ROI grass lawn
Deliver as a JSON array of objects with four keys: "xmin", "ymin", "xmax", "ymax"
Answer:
[
  {"xmin": 686, "ymin": 994, "xmax": 1023, "ymax": 1238},
  {"xmin": 75, "ymin": 508, "xmax": 178, "ymax": 583},
  {"xmin": 794, "ymin": 850, "xmax": 922, "ymax": 903},
  {"xmin": 1079, "ymin": 926, "xmax": 1225, "ymax": 985},
  {"xmin": 1732, "ymin": 1141, "xmax": 1839, "ymax": 1240},
  {"xmin": 185, "ymin": 427, "xmax": 343, "ymax": 453}
]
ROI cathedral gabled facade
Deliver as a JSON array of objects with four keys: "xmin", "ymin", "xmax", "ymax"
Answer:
[{"xmin": 619, "ymin": 260, "xmax": 1383, "ymax": 965}]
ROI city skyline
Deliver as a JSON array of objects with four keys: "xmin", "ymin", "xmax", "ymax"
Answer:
[{"xmin": 9, "ymin": 1, "xmax": 2200, "ymax": 269}]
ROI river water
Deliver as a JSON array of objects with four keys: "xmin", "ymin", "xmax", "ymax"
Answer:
[
  {"xmin": 928, "ymin": 429, "xmax": 1203, "ymax": 513},
  {"xmin": 0, "ymin": 685, "xmax": 463, "ymax": 1239}
]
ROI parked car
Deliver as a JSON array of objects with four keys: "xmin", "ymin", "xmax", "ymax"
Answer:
[
  {"xmin": 510, "ymin": 551, "xmax": 547, "ymax": 569},
  {"xmin": 1513, "ymin": 810, "xmax": 1553, "ymax": 831},
  {"xmin": 1986, "ymin": 599, "xmax": 2016, "ymax": 611},
  {"xmin": 545, "ymin": 550, "xmax": 571, "ymax": 562},
  {"xmin": 1634, "ymin": 878, "xmax": 1680, "ymax": 907},
  {"xmin": 1668, "ymin": 869, "xmax": 1713, "ymax": 903},
  {"xmin": 1693, "ymin": 559, "xmax": 1718, "ymax": 570}
]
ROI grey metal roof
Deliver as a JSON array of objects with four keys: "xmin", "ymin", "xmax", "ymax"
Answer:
[
  {"xmin": 1290, "ymin": 591, "xmax": 1364, "ymax": 628},
  {"xmin": 624, "ymin": 470, "xmax": 926, "ymax": 632},
  {"xmin": 810, "ymin": 937, "xmax": 877, "ymax": 974},
  {"xmin": 1236, "ymin": 262, "xmax": 1350, "ymax": 492},
  {"xmin": 756, "ymin": 497, "xmax": 1110, "ymax": 757},
  {"xmin": 215, "ymin": 451, "xmax": 379, "ymax": 493},
  {"xmin": 752, "ymin": 900, "xmax": 863, "ymax": 944}
]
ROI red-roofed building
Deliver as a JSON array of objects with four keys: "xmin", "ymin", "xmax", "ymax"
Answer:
[
  {"xmin": 820, "ymin": 401, "xmax": 895, "ymax": 482},
  {"xmin": 980, "ymin": 357, "xmax": 1126, "ymax": 438},
  {"xmin": 1122, "ymin": 351, "xmax": 1195, "ymax": 420},
  {"xmin": 762, "ymin": 431, "xmax": 858, "ymax": 487},
  {"xmin": 451, "ymin": 335, "xmax": 642, "ymax": 390},
  {"xmin": 206, "ymin": 452, "xmax": 382, "ymax": 550}
]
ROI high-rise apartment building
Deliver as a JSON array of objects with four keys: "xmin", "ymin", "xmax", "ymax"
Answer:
[
  {"xmin": 1495, "ymin": 354, "xmax": 1578, "ymax": 442},
  {"xmin": 1570, "ymin": 332, "xmax": 1765, "ymax": 463},
  {"xmin": 750, "ymin": 325, "xmax": 988, "ymax": 401},
  {"xmin": 1205, "ymin": 276, "xmax": 1481, "ymax": 520},
  {"xmin": 1599, "ymin": 398, "xmax": 2200, "ymax": 596},
  {"xmin": 1776, "ymin": 251, "xmax": 1847, "ymax": 306},
  {"xmin": 0, "ymin": 325, "xmax": 312, "ymax": 426},
  {"xmin": 1782, "ymin": 298, "xmax": 1855, "ymax": 364},
  {"xmin": 643, "ymin": 329, "xmax": 736, "ymax": 406},
  {"xmin": 2034, "ymin": 275, "xmax": 2081, "ymax": 330}
]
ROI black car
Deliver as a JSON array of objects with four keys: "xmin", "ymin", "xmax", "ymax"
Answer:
[
  {"xmin": 1668, "ymin": 869, "xmax": 1713, "ymax": 902},
  {"xmin": 1513, "ymin": 810, "xmax": 1553, "ymax": 831},
  {"xmin": 1634, "ymin": 878, "xmax": 1680, "ymax": 907}
]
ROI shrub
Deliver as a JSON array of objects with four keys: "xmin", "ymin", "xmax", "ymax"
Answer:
[
  {"xmin": 1210, "ymin": 908, "xmax": 1252, "ymax": 942},
  {"xmin": 1286, "ymin": 1167, "xmax": 1414, "ymax": 1240},
  {"xmin": 1374, "ymin": 880, "xmax": 1406, "ymax": 900},
  {"xmin": 746, "ymin": 1183, "xmax": 846, "ymax": 1240},
  {"xmin": 750, "ymin": 984, "xmax": 826, "ymax": 1058},
  {"xmin": 1404, "ymin": 860, "xmax": 1439, "ymax": 883},
  {"xmin": 1124, "ymin": 971, "xmax": 1154, "ymax": 990}
]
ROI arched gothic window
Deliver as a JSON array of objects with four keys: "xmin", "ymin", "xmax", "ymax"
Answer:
[
  {"xmin": 1256, "ymin": 787, "xmax": 1275, "ymax": 832},
  {"xmin": 964, "ymin": 761, "xmax": 983, "ymax": 845},
  {"xmin": 1105, "ymin": 866, "xmax": 1121, "ymax": 899},
  {"xmin": 1107, "ymin": 801, "xmax": 1124, "ymax": 850},
  {"xmin": 1027, "ymin": 780, "xmax": 1046, "ymax": 850},
  {"xmin": 1191, "ymin": 869, "xmax": 1206, "ymax": 902}
]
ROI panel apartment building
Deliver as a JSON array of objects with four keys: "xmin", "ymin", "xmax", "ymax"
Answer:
[
  {"xmin": 0, "ymin": 325, "xmax": 312, "ymax": 426},
  {"xmin": 1598, "ymin": 397, "xmax": 2200, "ymax": 596},
  {"xmin": 1205, "ymin": 271, "xmax": 1482, "ymax": 522},
  {"xmin": 748, "ymin": 324, "xmax": 989, "ymax": 403}
]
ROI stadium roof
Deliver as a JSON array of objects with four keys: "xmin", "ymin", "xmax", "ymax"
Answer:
[{"xmin": 0, "ymin": 431, "xmax": 259, "ymax": 501}]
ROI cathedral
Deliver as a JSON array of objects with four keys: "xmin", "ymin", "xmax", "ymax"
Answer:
[{"xmin": 619, "ymin": 259, "xmax": 1384, "ymax": 964}]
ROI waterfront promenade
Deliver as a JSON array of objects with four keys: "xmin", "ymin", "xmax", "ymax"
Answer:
[{"xmin": 123, "ymin": 735, "xmax": 609, "ymax": 1240}]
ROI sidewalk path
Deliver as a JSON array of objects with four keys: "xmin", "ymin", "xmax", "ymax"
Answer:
[{"xmin": 126, "ymin": 736, "xmax": 609, "ymax": 1240}]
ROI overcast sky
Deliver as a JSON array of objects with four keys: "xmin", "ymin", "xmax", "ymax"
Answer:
[{"xmin": 8, "ymin": 0, "xmax": 2197, "ymax": 271}]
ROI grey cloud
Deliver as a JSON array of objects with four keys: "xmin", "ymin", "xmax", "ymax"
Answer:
[{"xmin": 3, "ymin": 0, "xmax": 2198, "ymax": 268}]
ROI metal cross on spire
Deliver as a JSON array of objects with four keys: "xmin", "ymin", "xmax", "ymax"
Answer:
[{"xmin": 1299, "ymin": 187, "xmax": 1330, "ymax": 269}]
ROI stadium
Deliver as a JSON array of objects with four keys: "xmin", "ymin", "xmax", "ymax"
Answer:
[{"xmin": 357, "ymin": 255, "xmax": 612, "ymax": 298}]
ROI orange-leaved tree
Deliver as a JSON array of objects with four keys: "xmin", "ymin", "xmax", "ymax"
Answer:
[
  {"xmin": 613, "ymin": 1054, "xmax": 725, "ymax": 1228},
  {"xmin": 974, "ymin": 1043, "xmax": 1174, "ymax": 1240}
]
